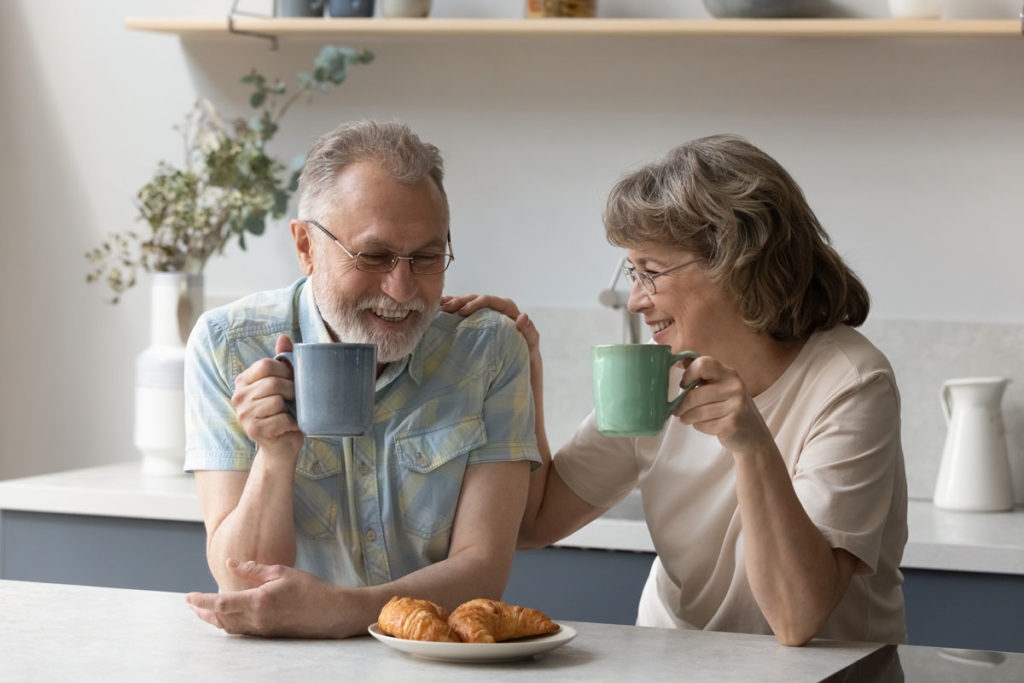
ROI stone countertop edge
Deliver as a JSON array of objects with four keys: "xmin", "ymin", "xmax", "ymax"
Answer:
[{"xmin": 1, "ymin": 462, "xmax": 1022, "ymax": 574}]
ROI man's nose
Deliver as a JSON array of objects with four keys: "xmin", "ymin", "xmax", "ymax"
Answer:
[{"xmin": 380, "ymin": 260, "xmax": 418, "ymax": 303}]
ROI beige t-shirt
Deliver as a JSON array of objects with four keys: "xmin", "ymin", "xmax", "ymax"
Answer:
[{"xmin": 554, "ymin": 325, "xmax": 908, "ymax": 643}]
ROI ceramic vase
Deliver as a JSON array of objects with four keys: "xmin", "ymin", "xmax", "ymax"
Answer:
[
  {"xmin": 134, "ymin": 272, "xmax": 203, "ymax": 477},
  {"xmin": 888, "ymin": 0, "xmax": 942, "ymax": 18},
  {"xmin": 382, "ymin": 0, "xmax": 431, "ymax": 17},
  {"xmin": 933, "ymin": 377, "xmax": 1014, "ymax": 511}
]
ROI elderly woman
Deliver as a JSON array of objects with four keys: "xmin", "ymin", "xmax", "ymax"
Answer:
[{"xmin": 443, "ymin": 134, "xmax": 907, "ymax": 646}]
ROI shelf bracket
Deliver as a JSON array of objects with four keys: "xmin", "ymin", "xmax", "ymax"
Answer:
[{"xmin": 228, "ymin": 0, "xmax": 278, "ymax": 51}]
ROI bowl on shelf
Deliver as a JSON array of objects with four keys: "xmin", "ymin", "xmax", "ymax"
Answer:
[{"xmin": 702, "ymin": 0, "xmax": 853, "ymax": 18}]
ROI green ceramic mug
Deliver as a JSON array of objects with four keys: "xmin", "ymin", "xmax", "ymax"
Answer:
[{"xmin": 592, "ymin": 344, "xmax": 700, "ymax": 437}]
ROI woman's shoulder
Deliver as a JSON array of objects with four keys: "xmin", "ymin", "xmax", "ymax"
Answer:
[
  {"xmin": 802, "ymin": 324, "xmax": 896, "ymax": 384},
  {"xmin": 762, "ymin": 325, "xmax": 898, "ymax": 414}
]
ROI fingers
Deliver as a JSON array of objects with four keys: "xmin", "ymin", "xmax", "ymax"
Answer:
[
  {"xmin": 672, "ymin": 357, "xmax": 733, "ymax": 419},
  {"xmin": 185, "ymin": 591, "xmax": 229, "ymax": 631},
  {"xmin": 226, "ymin": 558, "xmax": 283, "ymax": 587},
  {"xmin": 514, "ymin": 312, "xmax": 540, "ymax": 350},
  {"xmin": 186, "ymin": 589, "xmax": 254, "ymax": 635},
  {"xmin": 274, "ymin": 334, "xmax": 293, "ymax": 356},
  {"xmin": 235, "ymin": 357, "xmax": 295, "ymax": 390},
  {"xmin": 441, "ymin": 294, "xmax": 519, "ymax": 320},
  {"xmin": 185, "ymin": 560, "xmax": 283, "ymax": 635}
]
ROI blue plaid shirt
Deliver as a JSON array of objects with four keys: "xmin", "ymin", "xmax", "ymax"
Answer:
[{"xmin": 184, "ymin": 277, "xmax": 540, "ymax": 586}]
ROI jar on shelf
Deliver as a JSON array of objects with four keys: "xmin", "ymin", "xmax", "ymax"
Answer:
[{"xmin": 525, "ymin": 0, "xmax": 597, "ymax": 18}]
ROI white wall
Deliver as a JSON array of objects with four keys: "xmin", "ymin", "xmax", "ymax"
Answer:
[{"xmin": 2, "ymin": 0, "xmax": 1023, "ymax": 486}]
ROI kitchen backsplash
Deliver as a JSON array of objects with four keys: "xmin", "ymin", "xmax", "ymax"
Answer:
[{"xmin": 530, "ymin": 308, "xmax": 1024, "ymax": 507}]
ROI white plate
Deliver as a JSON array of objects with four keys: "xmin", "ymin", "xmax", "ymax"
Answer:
[{"xmin": 367, "ymin": 623, "xmax": 577, "ymax": 662}]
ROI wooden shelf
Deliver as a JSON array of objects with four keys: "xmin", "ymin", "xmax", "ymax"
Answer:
[{"xmin": 124, "ymin": 16, "xmax": 1023, "ymax": 39}]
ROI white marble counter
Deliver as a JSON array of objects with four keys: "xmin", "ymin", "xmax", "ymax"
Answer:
[
  {"xmin": 2, "ymin": 462, "xmax": 1023, "ymax": 575},
  {"xmin": 0, "ymin": 462, "xmax": 201, "ymax": 521},
  {"xmin": 0, "ymin": 579, "xmax": 880, "ymax": 682}
]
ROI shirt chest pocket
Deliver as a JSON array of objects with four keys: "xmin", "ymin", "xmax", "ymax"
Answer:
[
  {"xmin": 393, "ymin": 416, "xmax": 487, "ymax": 539},
  {"xmin": 292, "ymin": 442, "xmax": 341, "ymax": 540}
]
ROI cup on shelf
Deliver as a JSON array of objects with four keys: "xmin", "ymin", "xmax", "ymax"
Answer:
[
  {"xmin": 328, "ymin": 0, "xmax": 375, "ymax": 17},
  {"xmin": 382, "ymin": 0, "xmax": 431, "ymax": 17},
  {"xmin": 276, "ymin": 0, "xmax": 326, "ymax": 16},
  {"xmin": 525, "ymin": 0, "xmax": 597, "ymax": 18}
]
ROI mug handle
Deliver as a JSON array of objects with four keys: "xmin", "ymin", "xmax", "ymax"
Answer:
[
  {"xmin": 274, "ymin": 351, "xmax": 298, "ymax": 419},
  {"xmin": 666, "ymin": 351, "xmax": 700, "ymax": 414}
]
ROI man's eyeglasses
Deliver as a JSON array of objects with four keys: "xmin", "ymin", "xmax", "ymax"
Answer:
[
  {"xmin": 304, "ymin": 219, "xmax": 454, "ymax": 275},
  {"xmin": 623, "ymin": 258, "xmax": 700, "ymax": 295}
]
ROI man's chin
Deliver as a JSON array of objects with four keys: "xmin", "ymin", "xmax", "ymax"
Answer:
[{"xmin": 348, "ymin": 315, "xmax": 435, "ymax": 363}]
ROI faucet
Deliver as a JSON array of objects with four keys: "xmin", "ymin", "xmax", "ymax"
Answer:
[{"xmin": 598, "ymin": 257, "xmax": 644, "ymax": 344}]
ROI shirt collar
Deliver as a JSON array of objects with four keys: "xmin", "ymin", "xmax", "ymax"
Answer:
[{"xmin": 298, "ymin": 278, "xmax": 334, "ymax": 344}]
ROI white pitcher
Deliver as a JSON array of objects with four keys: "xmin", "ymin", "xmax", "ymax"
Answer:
[{"xmin": 933, "ymin": 377, "xmax": 1014, "ymax": 511}]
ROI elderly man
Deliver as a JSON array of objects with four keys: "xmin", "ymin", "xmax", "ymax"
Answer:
[{"xmin": 183, "ymin": 120, "xmax": 539, "ymax": 638}]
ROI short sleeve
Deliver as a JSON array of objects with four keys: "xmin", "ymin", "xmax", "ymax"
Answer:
[
  {"xmin": 183, "ymin": 312, "xmax": 255, "ymax": 471},
  {"xmin": 468, "ymin": 315, "xmax": 542, "ymax": 469},
  {"xmin": 553, "ymin": 411, "xmax": 639, "ymax": 509},
  {"xmin": 792, "ymin": 371, "xmax": 903, "ymax": 574}
]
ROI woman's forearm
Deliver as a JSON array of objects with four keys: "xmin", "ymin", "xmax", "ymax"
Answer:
[
  {"xmin": 733, "ymin": 442, "xmax": 854, "ymax": 645},
  {"xmin": 519, "ymin": 350, "xmax": 552, "ymax": 544}
]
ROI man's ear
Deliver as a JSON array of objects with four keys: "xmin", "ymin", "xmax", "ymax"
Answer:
[{"xmin": 291, "ymin": 219, "xmax": 314, "ymax": 276}]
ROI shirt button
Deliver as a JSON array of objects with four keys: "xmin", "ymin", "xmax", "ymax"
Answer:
[
  {"xmin": 358, "ymin": 463, "xmax": 370, "ymax": 476},
  {"xmin": 416, "ymin": 454, "xmax": 428, "ymax": 467},
  {"xmin": 365, "ymin": 529, "xmax": 377, "ymax": 542},
  {"xmin": 311, "ymin": 460, "xmax": 324, "ymax": 474}
]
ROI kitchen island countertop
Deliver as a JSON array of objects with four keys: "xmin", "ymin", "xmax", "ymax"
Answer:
[
  {"xmin": 1, "ymin": 461, "xmax": 1023, "ymax": 574},
  {"xmin": 0, "ymin": 579, "xmax": 883, "ymax": 682}
]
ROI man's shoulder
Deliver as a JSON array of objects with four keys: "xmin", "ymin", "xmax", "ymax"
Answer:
[
  {"xmin": 420, "ymin": 308, "xmax": 525, "ymax": 370},
  {"xmin": 428, "ymin": 308, "xmax": 522, "ymax": 349},
  {"xmin": 195, "ymin": 279, "xmax": 304, "ymax": 343}
]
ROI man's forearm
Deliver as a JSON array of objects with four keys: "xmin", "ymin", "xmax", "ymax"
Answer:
[{"xmin": 207, "ymin": 446, "xmax": 300, "ymax": 590}]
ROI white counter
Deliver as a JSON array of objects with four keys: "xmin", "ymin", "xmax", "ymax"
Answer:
[
  {"xmin": 2, "ymin": 462, "xmax": 1023, "ymax": 575},
  {"xmin": 0, "ymin": 579, "xmax": 884, "ymax": 682}
]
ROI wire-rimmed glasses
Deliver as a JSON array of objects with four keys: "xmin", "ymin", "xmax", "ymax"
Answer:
[
  {"xmin": 622, "ymin": 258, "xmax": 700, "ymax": 295},
  {"xmin": 304, "ymin": 219, "xmax": 454, "ymax": 275}
]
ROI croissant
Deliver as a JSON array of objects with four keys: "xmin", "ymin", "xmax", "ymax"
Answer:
[
  {"xmin": 377, "ymin": 596, "xmax": 461, "ymax": 642},
  {"xmin": 447, "ymin": 598, "xmax": 560, "ymax": 643}
]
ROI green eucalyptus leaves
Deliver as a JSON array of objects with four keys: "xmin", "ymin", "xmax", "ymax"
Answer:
[{"xmin": 86, "ymin": 45, "xmax": 374, "ymax": 303}]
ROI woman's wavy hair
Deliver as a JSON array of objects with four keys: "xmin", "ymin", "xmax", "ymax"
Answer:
[{"xmin": 604, "ymin": 134, "xmax": 869, "ymax": 341}]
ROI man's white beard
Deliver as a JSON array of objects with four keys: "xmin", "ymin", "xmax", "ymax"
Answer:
[{"xmin": 311, "ymin": 272, "xmax": 438, "ymax": 363}]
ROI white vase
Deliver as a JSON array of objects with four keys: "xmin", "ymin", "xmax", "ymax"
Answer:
[
  {"xmin": 888, "ymin": 0, "xmax": 943, "ymax": 18},
  {"xmin": 134, "ymin": 272, "xmax": 204, "ymax": 477}
]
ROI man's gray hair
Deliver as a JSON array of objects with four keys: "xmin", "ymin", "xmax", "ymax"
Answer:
[{"xmin": 296, "ymin": 120, "xmax": 449, "ymax": 227}]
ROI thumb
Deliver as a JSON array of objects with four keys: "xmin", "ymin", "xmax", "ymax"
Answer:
[
  {"xmin": 226, "ymin": 558, "xmax": 279, "ymax": 587},
  {"xmin": 275, "ymin": 334, "xmax": 294, "ymax": 356}
]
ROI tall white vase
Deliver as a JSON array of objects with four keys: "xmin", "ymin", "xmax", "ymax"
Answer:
[
  {"xmin": 933, "ymin": 377, "xmax": 1014, "ymax": 511},
  {"xmin": 134, "ymin": 272, "xmax": 204, "ymax": 476}
]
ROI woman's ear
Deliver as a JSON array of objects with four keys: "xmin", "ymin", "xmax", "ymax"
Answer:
[{"xmin": 291, "ymin": 219, "xmax": 315, "ymax": 276}]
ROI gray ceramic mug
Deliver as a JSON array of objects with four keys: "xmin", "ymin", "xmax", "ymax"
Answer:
[
  {"xmin": 328, "ymin": 0, "xmax": 375, "ymax": 16},
  {"xmin": 276, "ymin": 0, "xmax": 326, "ymax": 16},
  {"xmin": 275, "ymin": 342, "xmax": 376, "ymax": 437}
]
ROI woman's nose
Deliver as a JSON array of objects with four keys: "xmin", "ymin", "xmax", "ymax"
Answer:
[{"xmin": 626, "ymin": 280, "xmax": 651, "ymax": 314}]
